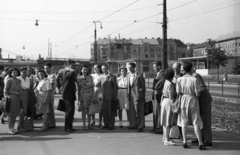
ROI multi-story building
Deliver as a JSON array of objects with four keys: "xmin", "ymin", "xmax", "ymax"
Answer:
[{"xmin": 90, "ymin": 37, "xmax": 187, "ymax": 73}]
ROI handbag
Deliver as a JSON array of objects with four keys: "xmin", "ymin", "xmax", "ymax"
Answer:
[
  {"xmin": 23, "ymin": 117, "xmax": 34, "ymax": 131},
  {"xmin": 169, "ymin": 126, "xmax": 180, "ymax": 138},
  {"xmin": 88, "ymin": 103, "xmax": 101, "ymax": 115},
  {"xmin": 1, "ymin": 97, "xmax": 11, "ymax": 113},
  {"xmin": 172, "ymin": 95, "xmax": 181, "ymax": 113},
  {"xmin": 144, "ymin": 100, "xmax": 153, "ymax": 116},
  {"xmin": 57, "ymin": 99, "xmax": 65, "ymax": 112}
]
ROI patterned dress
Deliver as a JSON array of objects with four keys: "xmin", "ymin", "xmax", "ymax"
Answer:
[
  {"xmin": 4, "ymin": 78, "xmax": 21, "ymax": 117},
  {"xmin": 77, "ymin": 75, "xmax": 94, "ymax": 112},
  {"xmin": 35, "ymin": 78, "xmax": 51, "ymax": 114}
]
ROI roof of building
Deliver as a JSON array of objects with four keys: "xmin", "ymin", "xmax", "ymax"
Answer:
[
  {"xmin": 141, "ymin": 39, "xmax": 159, "ymax": 45},
  {"xmin": 173, "ymin": 39, "xmax": 187, "ymax": 47},
  {"xmin": 192, "ymin": 42, "xmax": 209, "ymax": 49},
  {"xmin": 216, "ymin": 31, "xmax": 240, "ymax": 42}
]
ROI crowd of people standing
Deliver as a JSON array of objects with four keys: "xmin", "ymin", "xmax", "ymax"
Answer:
[{"xmin": 0, "ymin": 59, "xmax": 212, "ymax": 151}]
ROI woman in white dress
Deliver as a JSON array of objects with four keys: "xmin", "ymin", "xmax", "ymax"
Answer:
[
  {"xmin": 117, "ymin": 66, "xmax": 129, "ymax": 128},
  {"xmin": 176, "ymin": 61, "xmax": 204, "ymax": 150},
  {"xmin": 91, "ymin": 64, "xmax": 103, "ymax": 128},
  {"xmin": 161, "ymin": 69, "xmax": 176, "ymax": 146}
]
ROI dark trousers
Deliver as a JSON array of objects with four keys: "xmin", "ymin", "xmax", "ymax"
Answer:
[
  {"xmin": 134, "ymin": 100, "xmax": 145, "ymax": 129},
  {"xmin": 153, "ymin": 99, "xmax": 161, "ymax": 129},
  {"xmin": 64, "ymin": 99, "xmax": 75, "ymax": 130},
  {"xmin": 103, "ymin": 100, "xmax": 115, "ymax": 128}
]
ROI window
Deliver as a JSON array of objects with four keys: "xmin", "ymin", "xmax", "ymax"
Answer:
[
  {"xmin": 143, "ymin": 62, "xmax": 149, "ymax": 72},
  {"xmin": 236, "ymin": 43, "xmax": 238, "ymax": 47},
  {"xmin": 145, "ymin": 54, "xmax": 148, "ymax": 58},
  {"xmin": 157, "ymin": 54, "xmax": 161, "ymax": 58},
  {"xmin": 151, "ymin": 54, "xmax": 155, "ymax": 57}
]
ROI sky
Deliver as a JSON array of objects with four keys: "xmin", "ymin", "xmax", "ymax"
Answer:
[{"xmin": 0, "ymin": 0, "xmax": 240, "ymax": 60}]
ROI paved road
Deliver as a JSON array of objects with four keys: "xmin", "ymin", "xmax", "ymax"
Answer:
[
  {"xmin": 0, "ymin": 95, "xmax": 240, "ymax": 155},
  {"xmin": 145, "ymin": 79, "xmax": 240, "ymax": 96}
]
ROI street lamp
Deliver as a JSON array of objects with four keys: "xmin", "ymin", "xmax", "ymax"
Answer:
[
  {"xmin": 138, "ymin": 45, "xmax": 141, "ymax": 72},
  {"xmin": 93, "ymin": 21, "xmax": 103, "ymax": 64}
]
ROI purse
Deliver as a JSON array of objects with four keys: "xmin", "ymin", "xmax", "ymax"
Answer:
[
  {"xmin": 172, "ymin": 95, "xmax": 181, "ymax": 113},
  {"xmin": 1, "ymin": 97, "xmax": 11, "ymax": 113},
  {"xmin": 144, "ymin": 100, "xmax": 153, "ymax": 116},
  {"xmin": 57, "ymin": 99, "xmax": 65, "ymax": 112},
  {"xmin": 23, "ymin": 117, "xmax": 34, "ymax": 131},
  {"xmin": 88, "ymin": 103, "xmax": 101, "ymax": 115},
  {"xmin": 169, "ymin": 126, "xmax": 180, "ymax": 138}
]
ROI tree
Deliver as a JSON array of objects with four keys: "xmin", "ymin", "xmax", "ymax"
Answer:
[
  {"xmin": 232, "ymin": 58, "xmax": 240, "ymax": 75},
  {"xmin": 205, "ymin": 39, "xmax": 228, "ymax": 82}
]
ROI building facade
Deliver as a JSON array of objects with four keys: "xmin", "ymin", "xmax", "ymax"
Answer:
[{"xmin": 90, "ymin": 37, "xmax": 187, "ymax": 74}]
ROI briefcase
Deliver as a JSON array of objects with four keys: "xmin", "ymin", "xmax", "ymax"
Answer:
[
  {"xmin": 57, "ymin": 99, "xmax": 65, "ymax": 112},
  {"xmin": 144, "ymin": 100, "xmax": 153, "ymax": 116}
]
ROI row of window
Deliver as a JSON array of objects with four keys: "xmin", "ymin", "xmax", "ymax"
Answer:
[{"xmin": 220, "ymin": 42, "xmax": 240, "ymax": 49}]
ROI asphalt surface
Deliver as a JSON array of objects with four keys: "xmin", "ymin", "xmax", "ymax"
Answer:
[{"xmin": 0, "ymin": 95, "xmax": 240, "ymax": 155}]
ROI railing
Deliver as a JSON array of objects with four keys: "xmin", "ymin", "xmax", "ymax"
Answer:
[{"xmin": 145, "ymin": 78, "xmax": 240, "ymax": 97}]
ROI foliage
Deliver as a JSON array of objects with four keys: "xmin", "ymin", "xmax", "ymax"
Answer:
[
  {"xmin": 232, "ymin": 58, "xmax": 240, "ymax": 75},
  {"xmin": 205, "ymin": 39, "xmax": 228, "ymax": 69}
]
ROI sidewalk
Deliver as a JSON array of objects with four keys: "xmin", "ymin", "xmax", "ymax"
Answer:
[{"xmin": 0, "ymin": 95, "xmax": 240, "ymax": 155}]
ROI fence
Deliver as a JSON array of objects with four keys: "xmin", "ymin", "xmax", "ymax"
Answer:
[{"xmin": 145, "ymin": 78, "xmax": 240, "ymax": 97}]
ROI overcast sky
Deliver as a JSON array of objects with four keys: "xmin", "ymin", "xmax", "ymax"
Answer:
[{"xmin": 0, "ymin": 0, "xmax": 239, "ymax": 60}]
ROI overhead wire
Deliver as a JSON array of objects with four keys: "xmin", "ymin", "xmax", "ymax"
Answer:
[{"xmin": 169, "ymin": 2, "xmax": 240, "ymax": 22}]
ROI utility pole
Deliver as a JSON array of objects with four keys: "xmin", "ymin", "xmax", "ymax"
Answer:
[
  {"xmin": 93, "ymin": 21, "xmax": 103, "ymax": 64},
  {"xmin": 138, "ymin": 45, "xmax": 141, "ymax": 72},
  {"xmin": 162, "ymin": 0, "xmax": 168, "ymax": 70}
]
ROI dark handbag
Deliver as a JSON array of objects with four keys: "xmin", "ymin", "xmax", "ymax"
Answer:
[
  {"xmin": 23, "ymin": 117, "xmax": 34, "ymax": 131},
  {"xmin": 1, "ymin": 97, "xmax": 11, "ymax": 113},
  {"xmin": 115, "ymin": 99, "xmax": 120, "ymax": 110},
  {"xmin": 171, "ymin": 112, "xmax": 178, "ymax": 126},
  {"xmin": 57, "ymin": 99, "xmax": 65, "ymax": 112},
  {"xmin": 144, "ymin": 100, "xmax": 153, "ymax": 116},
  {"xmin": 88, "ymin": 103, "xmax": 101, "ymax": 115}
]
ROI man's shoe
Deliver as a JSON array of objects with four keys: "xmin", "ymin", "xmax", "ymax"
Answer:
[
  {"xmin": 191, "ymin": 139, "xmax": 199, "ymax": 144},
  {"xmin": 71, "ymin": 128, "xmax": 77, "ymax": 131},
  {"xmin": 101, "ymin": 126, "xmax": 109, "ymax": 129},
  {"xmin": 138, "ymin": 128, "xmax": 143, "ymax": 132},
  {"xmin": 65, "ymin": 129, "xmax": 73, "ymax": 133},
  {"xmin": 108, "ymin": 127, "xmax": 114, "ymax": 130},
  {"xmin": 150, "ymin": 128, "xmax": 156, "ymax": 132},
  {"xmin": 204, "ymin": 142, "xmax": 212, "ymax": 147}
]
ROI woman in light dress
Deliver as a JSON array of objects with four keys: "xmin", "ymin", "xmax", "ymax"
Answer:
[
  {"xmin": 117, "ymin": 66, "xmax": 129, "ymax": 128},
  {"xmin": 176, "ymin": 61, "xmax": 204, "ymax": 150},
  {"xmin": 161, "ymin": 69, "xmax": 176, "ymax": 146},
  {"xmin": 91, "ymin": 64, "xmax": 103, "ymax": 128},
  {"xmin": 4, "ymin": 68, "xmax": 21, "ymax": 135},
  {"xmin": 35, "ymin": 70, "xmax": 52, "ymax": 132}
]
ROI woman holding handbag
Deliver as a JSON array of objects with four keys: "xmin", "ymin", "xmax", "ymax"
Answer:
[
  {"xmin": 91, "ymin": 64, "xmax": 103, "ymax": 128},
  {"xmin": 77, "ymin": 65, "xmax": 94, "ymax": 130},
  {"xmin": 4, "ymin": 68, "xmax": 21, "ymax": 135},
  {"xmin": 161, "ymin": 69, "xmax": 176, "ymax": 146}
]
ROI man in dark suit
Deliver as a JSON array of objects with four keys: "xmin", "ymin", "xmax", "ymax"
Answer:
[
  {"xmin": 152, "ymin": 60, "xmax": 164, "ymax": 133},
  {"xmin": 127, "ymin": 62, "xmax": 146, "ymax": 132},
  {"xmin": 100, "ymin": 64, "xmax": 118, "ymax": 130},
  {"xmin": 56, "ymin": 60, "xmax": 78, "ymax": 133}
]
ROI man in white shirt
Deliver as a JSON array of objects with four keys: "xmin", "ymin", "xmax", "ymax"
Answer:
[{"xmin": 17, "ymin": 67, "xmax": 30, "ymax": 132}]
